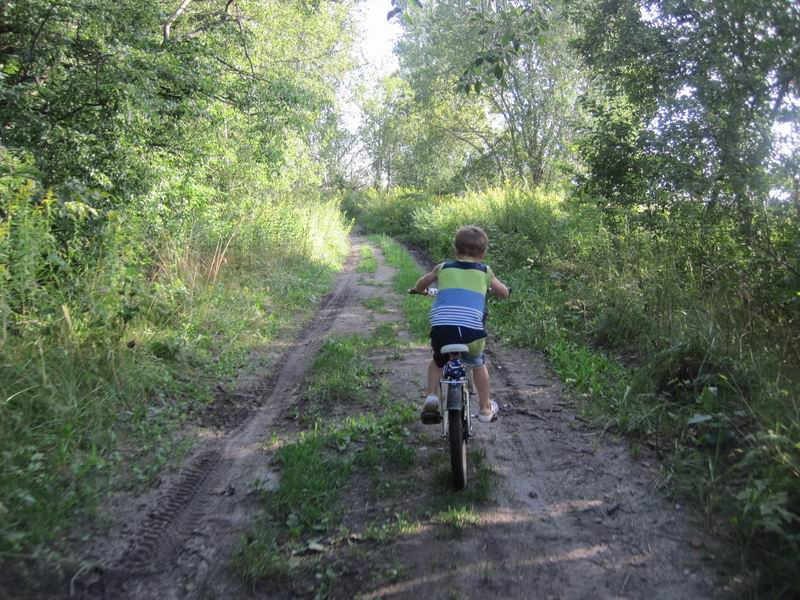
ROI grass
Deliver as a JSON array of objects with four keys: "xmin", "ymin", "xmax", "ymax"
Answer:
[
  {"xmin": 0, "ymin": 260, "xmax": 342, "ymax": 563},
  {"xmin": 364, "ymin": 512, "xmax": 418, "ymax": 543},
  {"xmin": 299, "ymin": 326, "xmax": 405, "ymax": 424},
  {"xmin": 0, "ymin": 181, "xmax": 352, "ymax": 560},
  {"xmin": 363, "ymin": 297, "xmax": 388, "ymax": 312},
  {"xmin": 356, "ymin": 245, "xmax": 378, "ymax": 273},
  {"xmin": 371, "ymin": 235, "xmax": 430, "ymax": 341},
  {"xmin": 307, "ymin": 335, "xmax": 383, "ymax": 408},
  {"xmin": 434, "ymin": 505, "xmax": 480, "ymax": 538},
  {"xmin": 235, "ymin": 327, "xmax": 419, "ymax": 585}
]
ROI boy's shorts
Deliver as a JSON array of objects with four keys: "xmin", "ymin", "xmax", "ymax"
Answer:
[{"xmin": 430, "ymin": 325, "xmax": 486, "ymax": 368}]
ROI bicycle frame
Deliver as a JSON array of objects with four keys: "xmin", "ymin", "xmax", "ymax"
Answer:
[{"xmin": 437, "ymin": 353, "xmax": 474, "ymax": 441}]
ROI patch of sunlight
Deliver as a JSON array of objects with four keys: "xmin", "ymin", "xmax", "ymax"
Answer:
[
  {"xmin": 363, "ymin": 544, "xmax": 609, "ymax": 598},
  {"xmin": 543, "ymin": 498, "xmax": 604, "ymax": 518}
]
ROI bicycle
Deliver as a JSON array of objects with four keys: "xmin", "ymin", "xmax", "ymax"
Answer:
[{"xmin": 409, "ymin": 287, "xmax": 476, "ymax": 490}]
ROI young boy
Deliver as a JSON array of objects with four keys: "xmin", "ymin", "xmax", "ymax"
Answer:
[{"xmin": 413, "ymin": 225, "xmax": 510, "ymax": 423}]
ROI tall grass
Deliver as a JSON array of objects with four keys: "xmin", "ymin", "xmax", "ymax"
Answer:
[
  {"xmin": 349, "ymin": 186, "xmax": 800, "ymax": 594},
  {"xmin": 0, "ymin": 151, "xmax": 351, "ymax": 558}
]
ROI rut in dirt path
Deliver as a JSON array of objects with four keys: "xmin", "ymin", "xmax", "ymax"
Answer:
[{"xmin": 69, "ymin": 236, "xmax": 385, "ymax": 600}]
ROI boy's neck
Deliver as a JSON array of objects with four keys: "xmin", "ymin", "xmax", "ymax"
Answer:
[{"xmin": 455, "ymin": 254, "xmax": 484, "ymax": 262}]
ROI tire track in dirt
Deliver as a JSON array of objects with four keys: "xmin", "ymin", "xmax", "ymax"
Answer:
[{"xmin": 71, "ymin": 238, "xmax": 375, "ymax": 600}]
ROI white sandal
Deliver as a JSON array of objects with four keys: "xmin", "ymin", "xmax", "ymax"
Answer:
[{"xmin": 477, "ymin": 400, "xmax": 499, "ymax": 423}]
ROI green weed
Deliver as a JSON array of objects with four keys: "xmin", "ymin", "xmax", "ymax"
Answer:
[
  {"xmin": 434, "ymin": 505, "xmax": 480, "ymax": 538},
  {"xmin": 307, "ymin": 335, "xmax": 381, "ymax": 410},
  {"xmin": 371, "ymin": 235, "xmax": 430, "ymax": 341},
  {"xmin": 368, "ymin": 560, "xmax": 406, "ymax": 588},
  {"xmin": 233, "ymin": 525, "xmax": 293, "ymax": 584},
  {"xmin": 273, "ymin": 429, "xmax": 352, "ymax": 535},
  {"xmin": 364, "ymin": 512, "xmax": 417, "ymax": 543},
  {"xmin": 357, "ymin": 245, "xmax": 378, "ymax": 273},
  {"xmin": 0, "ymin": 167, "xmax": 351, "ymax": 557},
  {"xmin": 363, "ymin": 297, "xmax": 388, "ymax": 312}
]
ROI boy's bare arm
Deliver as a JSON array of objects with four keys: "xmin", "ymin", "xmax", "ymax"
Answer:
[
  {"xmin": 490, "ymin": 275, "xmax": 510, "ymax": 298},
  {"xmin": 414, "ymin": 267, "xmax": 439, "ymax": 293}
]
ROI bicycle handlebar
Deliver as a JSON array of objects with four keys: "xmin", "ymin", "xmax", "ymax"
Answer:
[{"xmin": 408, "ymin": 286, "xmax": 512, "ymax": 296}]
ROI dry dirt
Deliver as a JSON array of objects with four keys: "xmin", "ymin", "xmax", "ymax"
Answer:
[{"xmin": 9, "ymin": 235, "xmax": 738, "ymax": 599}]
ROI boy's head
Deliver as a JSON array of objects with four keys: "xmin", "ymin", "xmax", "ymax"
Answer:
[{"xmin": 454, "ymin": 225, "xmax": 488, "ymax": 259}]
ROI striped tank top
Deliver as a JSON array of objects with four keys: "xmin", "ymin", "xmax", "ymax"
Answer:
[{"xmin": 430, "ymin": 260, "xmax": 493, "ymax": 331}]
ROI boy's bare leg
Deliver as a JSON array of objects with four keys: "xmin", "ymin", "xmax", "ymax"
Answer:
[
  {"xmin": 473, "ymin": 365, "xmax": 490, "ymax": 414},
  {"xmin": 427, "ymin": 359, "xmax": 443, "ymax": 395}
]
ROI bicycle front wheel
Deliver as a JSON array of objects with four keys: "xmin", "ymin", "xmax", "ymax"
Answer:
[{"xmin": 447, "ymin": 384, "xmax": 467, "ymax": 490}]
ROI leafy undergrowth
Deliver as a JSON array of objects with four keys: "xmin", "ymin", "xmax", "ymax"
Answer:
[
  {"xmin": 0, "ymin": 168, "xmax": 351, "ymax": 561},
  {"xmin": 349, "ymin": 187, "xmax": 800, "ymax": 595}
]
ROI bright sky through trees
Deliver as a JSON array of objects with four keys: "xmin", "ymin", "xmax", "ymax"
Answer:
[{"xmin": 340, "ymin": 1, "xmax": 402, "ymax": 132}]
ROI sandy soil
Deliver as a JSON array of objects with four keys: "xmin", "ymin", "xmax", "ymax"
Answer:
[{"xmin": 9, "ymin": 235, "xmax": 737, "ymax": 600}]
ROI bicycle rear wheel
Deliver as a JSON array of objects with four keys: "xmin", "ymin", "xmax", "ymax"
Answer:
[{"xmin": 447, "ymin": 384, "xmax": 467, "ymax": 489}]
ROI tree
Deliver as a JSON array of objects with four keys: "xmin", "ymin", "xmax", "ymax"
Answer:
[
  {"xmin": 0, "ymin": 0, "xmax": 356, "ymax": 200},
  {"xmin": 391, "ymin": 0, "xmax": 586, "ymax": 188},
  {"xmin": 572, "ymin": 0, "xmax": 800, "ymax": 236}
]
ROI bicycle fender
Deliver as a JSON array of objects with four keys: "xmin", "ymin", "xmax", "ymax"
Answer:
[{"xmin": 447, "ymin": 384, "xmax": 463, "ymax": 411}]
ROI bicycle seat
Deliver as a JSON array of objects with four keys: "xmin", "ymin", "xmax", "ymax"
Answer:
[{"xmin": 441, "ymin": 343, "xmax": 470, "ymax": 354}]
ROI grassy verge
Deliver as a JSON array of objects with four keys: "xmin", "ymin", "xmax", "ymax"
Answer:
[
  {"xmin": 371, "ymin": 235, "xmax": 430, "ymax": 341},
  {"xmin": 356, "ymin": 245, "xmax": 378, "ymax": 273},
  {"xmin": 0, "ymin": 179, "xmax": 351, "ymax": 562},
  {"xmin": 350, "ymin": 186, "xmax": 800, "ymax": 594}
]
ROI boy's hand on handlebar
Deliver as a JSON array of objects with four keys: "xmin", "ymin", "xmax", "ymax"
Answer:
[{"xmin": 409, "ymin": 287, "xmax": 437, "ymax": 296}]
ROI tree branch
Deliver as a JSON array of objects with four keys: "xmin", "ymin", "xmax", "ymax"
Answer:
[
  {"xmin": 163, "ymin": 0, "xmax": 194, "ymax": 44},
  {"xmin": 172, "ymin": 1, "xmax": 237, "ymax": 43},
  {"xmin": 20, "ymin": 6, "xmax": 56, "ymax": 82},
  {"xmin": 234, "ymin": 6, "xmax": 256, "ymax": 80}
]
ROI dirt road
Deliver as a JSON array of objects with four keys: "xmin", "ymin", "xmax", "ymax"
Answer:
[{"xmin": 58, "ymin": 235, "xmax": 731, "ymax": 599}]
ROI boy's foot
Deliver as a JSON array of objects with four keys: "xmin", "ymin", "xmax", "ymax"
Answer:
[
  {"xmin": 420, "ymin": 394, "xmax": 441, "ymax": 424},
  {"xmin": 422, "ymin": 394, "xmax": 440, "ymax": 413},
  {"xmin": 476, "ymin": 400, "xmax": 499, "ymax": 423}
]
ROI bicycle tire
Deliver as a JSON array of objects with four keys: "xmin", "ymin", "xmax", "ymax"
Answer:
[{"xmin": 447, "ymin": 383, "xmax": 467, "ymax": 490}]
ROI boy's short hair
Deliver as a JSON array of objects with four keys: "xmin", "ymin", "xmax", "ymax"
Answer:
[{"xmin": 454, "ymin": 225, "xmax": 488, "ymax": 258}]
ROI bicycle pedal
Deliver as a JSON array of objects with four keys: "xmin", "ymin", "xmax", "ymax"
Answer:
[{"xmin": 420, "ymin": 411, "xmax": 442, "ymax": 425}]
